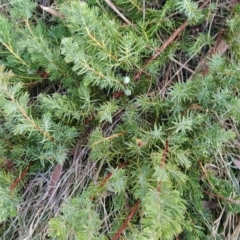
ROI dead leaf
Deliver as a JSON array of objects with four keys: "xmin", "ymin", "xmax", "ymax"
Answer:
[
  {"xmin": 48, "ymin": 163, "xmax": 62, "ymax": 197},
  {"xmin": 113, "ymin": 91, "xmax": 124, "ymax": 99},
  {"xmin": 214, "ymin": 39, "xmax": 229, "ymax": 55},
  {"xmin": 202, "ymin": 200, "xmax": 218, "ymax": 209},
  {"xmin": 40, "ymin": 5, "xmax": 64, "ymax": 18},
  {"xmin": 136, "ymin": 139, "xmax": 146, "ymax": 147},
  {"xmin": 188, "ymin": 103, "xmax": 202, "ymax": 111},
  {"xmin": 233, "ymin": 160, "xmax": 240, "ymax": 170}
]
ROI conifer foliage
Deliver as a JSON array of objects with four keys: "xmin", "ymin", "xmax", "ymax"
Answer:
[{"xmin": 1, "ymin": 0, "xmax": 240, "ymax": 239}]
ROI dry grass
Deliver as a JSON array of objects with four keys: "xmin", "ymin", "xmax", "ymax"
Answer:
[
  {"xmin": 3, "ymin": 143, "xmax": 96, "ymax": 239},
  {"xmin": 1, "ymin": 0, "xmax": 240, "ymax": 239}
]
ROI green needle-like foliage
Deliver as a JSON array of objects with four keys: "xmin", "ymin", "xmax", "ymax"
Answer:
[{"xmin": 0, "ymin": 0, "xmax": 240, "ymax": 239}]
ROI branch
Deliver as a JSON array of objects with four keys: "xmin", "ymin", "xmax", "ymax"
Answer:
[
  {"xmin": 104, "ymin": 0, "xmax": 134, "ymax": 28},
  {"xmin": 203, "ymin": 190, "xmax": 240, "ymax": 205},
  {"xmin": 90, "ymin": 161, "xmax": 128, "ymax": 200},
  {"xmin": 111, "ymin": 140, "xmax": 169, "ymax": 239},
  {"xmin": 10, "ymin": 163, "xmax": 31, "ymax": 191},
  {"xmin": 134, "ymin": 0, "xmax": 211, "ymax": 81},
  {"xmin": 111, "ymin": 199, "xmax": 141, "ymax": 240},
  {"xmin": 6, "ymin": 91, "xmax": 55, "ymax": 142},
  {"xmin": 191, "ymin": 0, "xmax": 239, "ymax": 77},
  {"xmin": 100, "ymin": 161, "xmax": 127, "ymax": 187}
]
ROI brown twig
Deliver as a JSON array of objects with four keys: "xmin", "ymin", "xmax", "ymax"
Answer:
[
  {"xmin": 10, "ymin": 163, "xmax": 31, "ymax": 191},
  {"xmin": 134, "ymin": 19, "xmax": 188, "ymax": 81},
  {"xmin": 104, "ymin": 0, "xmax": 134, "ymax": 28},
  {"xmin": 111, "ymin": 199, "xmax": 141, "ymax": 240},
  {"xmin": 134, "ymin": 0, "xmax": 211, "ymax": 81},
  {"xmin": 111, "ymin": 140, "xmax": 169, "ymax": 239},
  {"xmin": 170, "ymin": 57, "xmax": 194, "ymax": 74},
  {"xmin": 191, "ymin": 0, "xmax": 239, "ymax": 77},
  {"xmin": 90, "ymin": 161, "xmax": 128, "ymax": 200},
  {"xmin": 112, "ymin": 140, "xmax": 170, "ymax": 239},
  {"xmin": 203, "ymin": 190, "xmax": 240, "ymax": 205},
  {"xmin": 100, "ymin": 161, "xmax": 127, "ymax": 188}
]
